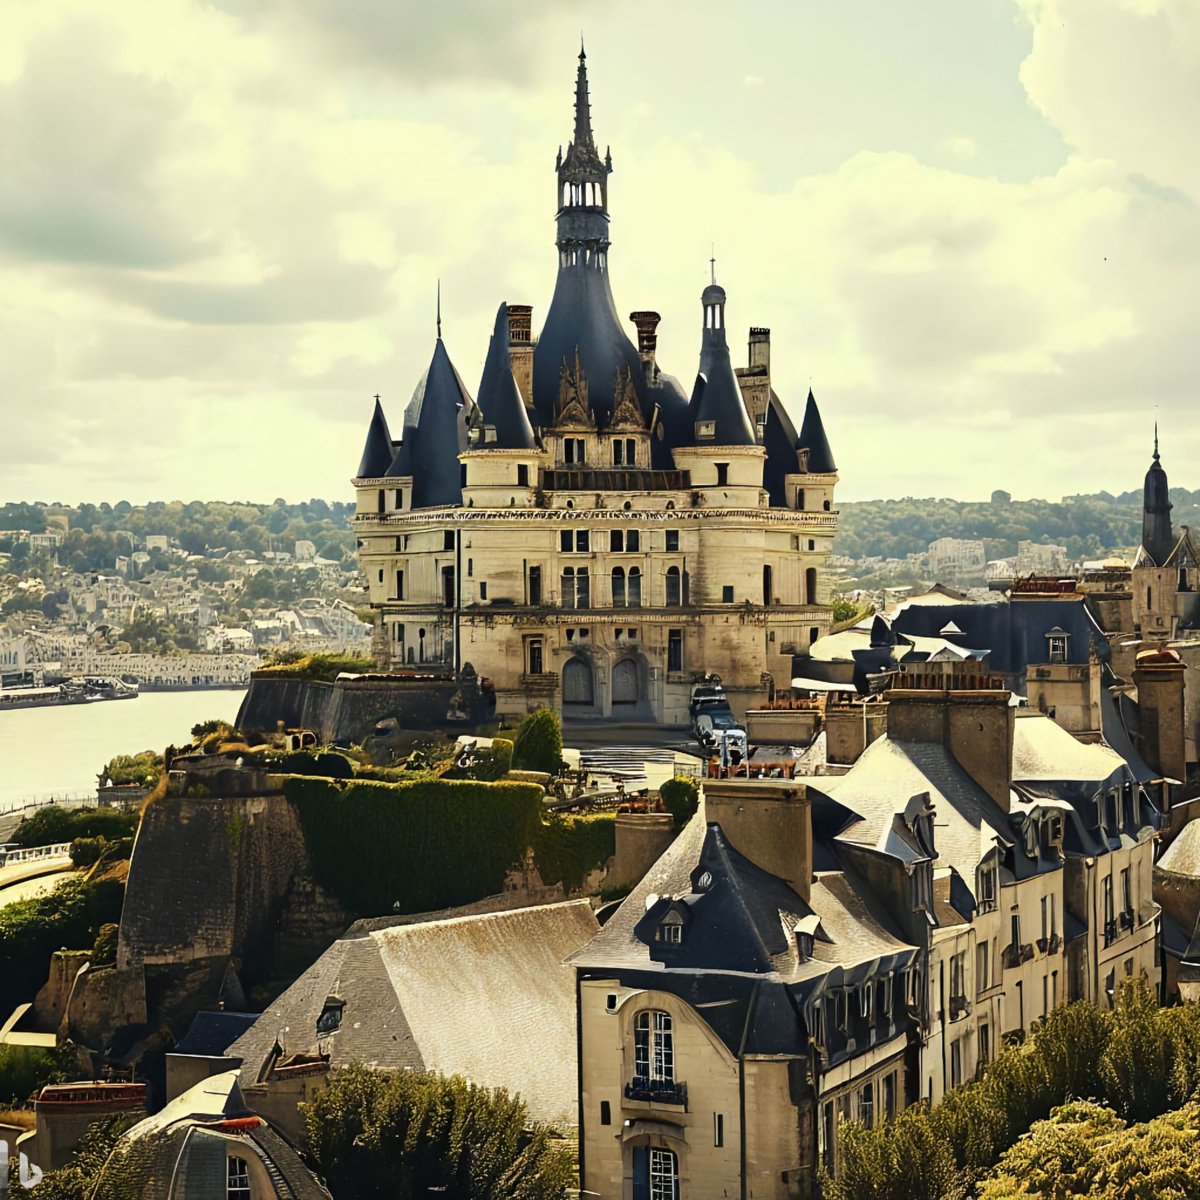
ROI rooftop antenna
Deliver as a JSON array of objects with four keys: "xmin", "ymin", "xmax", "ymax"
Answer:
[{"xmin": 436, "ymin": 279, "xmax": 442, "ymax": 339}]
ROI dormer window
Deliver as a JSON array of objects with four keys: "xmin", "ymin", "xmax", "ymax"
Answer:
[
  {"xmin": 656, "ymin": 909, "xmax": 685, "ymax": 945},
  {"xmin": 978, "ymin": 863, "xmax": 998, "ymax": 911},
  {"xmin": 316, "ymin": 996, "xmax": 344, "ymax": 1036},
  {"xmin": 696, "ymin": 420, "xmax": 716, "ymax": 441},
  {"xmin": 1046, "ymin": 629, "xmax": 1069, "ymax": 664}
]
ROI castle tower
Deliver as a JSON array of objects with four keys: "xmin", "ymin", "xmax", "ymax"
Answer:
[{"xmin": 1142, "ymin": 424, "xmax": 1175, "ymax": 567}]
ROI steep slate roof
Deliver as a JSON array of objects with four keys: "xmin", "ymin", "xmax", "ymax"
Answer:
[
  {"xmin": 796, "ymin": 389, "xmax": 836, "ymax": 474},
  {"xmin": 476, "ymin": 303, "xmax": 537, "ymax": 450},
  {"xmin": 687, "ymin": 283, "xmax": 756, "ymax": 446},
  {"xmin": 408, "ymin": 338, "xmax": 476, "ymax": 508},
  {"xmin": 229, "ymin": 901, "xmax": 598, "ymax": 1125},
  {"xmin": 172, "ymin": 1011, "xmax": 258, "ymax": 1058},
  {"xmin": 890, "ymin": 597, "xmax": 1109, "ymax": 676},
  {"xmin": 815, "ymin": 736, "xmax": 1021, "ymax": 901},
  {"xmin": 356, "ymin": 397, "xmax": 394, "ymax": 478},
  {"xmin": 763, "ymin": 389, "xmax": 801, "ymax": 506}
]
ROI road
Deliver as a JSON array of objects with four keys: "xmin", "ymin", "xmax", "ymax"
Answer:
[
  {"xmin": 0, "ymin": 868, "xmax": 75, "ymax": 906},
  {"xmin": 0, "ymin": 853, "xmax": 74, "ymax": 895}
]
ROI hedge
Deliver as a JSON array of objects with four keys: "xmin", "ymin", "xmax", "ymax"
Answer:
[
  {"xmin": 660, "ymin": 777, "xmax": 700, "ymax": 830},
  {"xmin": 284, "ymin": 776, "xmax": 617, "ymax": 916},
  {"xmin": 285, "ymin": 777, "xmax": 546, "ymax": 916},
  {"xmin": 255, "ymin": 652, "xmax": 374, "ymax": 682},
  {"xmin": 511, "ymin": 709, "xmax": 563, "ymax": 775}
]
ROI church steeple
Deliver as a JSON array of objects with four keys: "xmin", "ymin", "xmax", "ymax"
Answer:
[
  {"xmin": 555, "ymin": 42, "xmax": 612, "ymax": 264},
  {"xmin": 1142, "ymin": 425, "xmax": 1175, "ymax": 566}
]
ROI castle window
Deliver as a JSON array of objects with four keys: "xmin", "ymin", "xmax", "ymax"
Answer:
[
  {"xmin": 797, "ymin": 488, "xmax": 805, "ymax": 510},
  {"xmin": 978, "ymin": 864, "xmax": 997, "ymax": 912},
  {"xmin": 665, "ymin": 530, "xmax": 679, "ymax": 552},
  {"xmin": 715, "ymin": 462, "xmax": 729, "ymax": 486},
  {"xmin": 227, "ymin": 1157, "xmax": 251, "ymax": 1200},
  {"xmin": 467, "ymin": 558, "xmax": 473, "ymax": 577},
  {"xmin": 527, "ymin": 565, "xmax": 542, "ymax": 605},
  {"xmin": 562, "ymin": 567, "xmax": 590, "ymax": 610},
  {"xmin": 564, "ymin": 437, "xmax": 586, "ymax": 464},
  {"xmin": 518, "ymin": 464, "xmax": 529, "ymax": 487},
  {"xmin": 479, "ymin": 582, "xmax": 487, "ymax": 600},
  {"xmin": 823, "ymin": 499, "xmax": 831, "ymax": 511},
  {"xmin": 668, "ymin": 629, "xmax": 683, "ymax": 672},
  {"xmin": 612, "ymin": 567, "xmax": 626, "ymax": 608},
  {"xmin": 628, "ymin": 568, "xmax": 642, "ymax": 607},
  {"xmin": 444, "ymin": 531, "xmax": 454, "ymax": 551},
  {"xmin": 526, "ymin": 637, "xmax": 544, "ymax": 675},
  {"xmin": 316, "ymin": 996, "xmax": 344, "ymax": 1036},
  {"xmin": 633, "ymin": 1010, "xmax": 674, "ymax": 1083},
  {"xmin": 631, "ymin": 1147, "xmax": 678, "ymax": 1200},
  {"xmin": 613, "ymin": 440, "xmax": 624, "ymax": 466},
  {"xmin": 665, "ymin": 566, "xmax": 682, "ymax": 607},
  {"xmin": 627, "ymin": 530, "xmax": 640, "ymax": 552},
  {"xmin": 808, "ymin": 539, "xmax": 816, "ymax": 551},
  {"xmin": 722, "ymin": 585, "xmax": 734, "ymax": 603},
  {"xmin": 577, "ymin": 530, "xmax": 590, "ymax": 552},
  {"xmin": 1046, "ymin": 631, "xmax": 1069, "ymax": 664},
  {"xmin": 561, "ymin": 530, "xmax": 572, "ymax": 552},
  {"xmin": 395, "ymin": 571, "xmax": 404, "ymax": 601},
  {"xmin": 657, "ymin": 913, "xmax": 683, "ymax": 944}
]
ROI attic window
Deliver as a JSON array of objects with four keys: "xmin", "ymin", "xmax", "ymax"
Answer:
[
  {"xmin": 1046, "ymin": 630, "xmax": 1069, "ymax": 664},
  {"xmin": 657, "ymin": 911, "xmax": 684, "ymax": 944},
  {"xmin": 696, "ymin": 420, "xmax": 716, "ymax": 441},
  {"xmin": 316, "ymin": 997, "xmax": 345, "ymax": 1036}
]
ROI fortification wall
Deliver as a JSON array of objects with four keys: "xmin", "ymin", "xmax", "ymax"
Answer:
[
  {"xmin": 236, "ymin": 676, "xmax": 476, "ymax": 742},
  {"xmin": 116, "ymin": 792, "xmax": 327, "ymax": 978}
]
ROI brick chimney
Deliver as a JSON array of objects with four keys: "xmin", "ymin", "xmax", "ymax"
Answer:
[
  {"xmin": 703, "ymin": 778, "xmax": 812, "ymax": 902},
  {"xmin": 629, "ymin": 311, "xmax": 660, "ymax": 369},
  {"xmin": 506, "ymin": 304, "xmax": 533, "ymax": 401},
  {"xmin": 748, "ymin": 326, "xmax": 770, "ymax": 373},
  {"xmin": 1133, "ymin": 645, "xmax": 1186, "ymax": 782},
  {"xmin": 886, "ymin": 661, "xmax": 1014, "ymax": 812}
]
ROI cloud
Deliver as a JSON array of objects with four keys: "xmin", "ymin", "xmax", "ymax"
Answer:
[{"xmin": 939, "ymin": 135, "xmax": 977, "ymax": 158}]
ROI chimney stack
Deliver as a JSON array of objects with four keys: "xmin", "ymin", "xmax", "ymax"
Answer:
[
  {"xmin": 703, "ymin": 779, "xmax": 812, "ymax": 902},
  {"xmin": 886, "ymin": 662, "xmax": 1014, "ymax": 812},
  {"xmin": 748, "ymin": 326, "xmax": 771, "ymax": 373},
  {"xmin": 1133, "ymin": 645, "xmax": 1187, "ymax": 784},
  {"xmin": 629, "ymin": 311, "xmax": 660, "ymax": 366},
  {"xmin": 506, "ymin": 304, "xmax": 534, "ymax": 402}
]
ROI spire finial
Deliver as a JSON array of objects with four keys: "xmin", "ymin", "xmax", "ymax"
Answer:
[
  {"xmin": 709, "ymin": 244, "xmax": 716, "ymax": 285},
  {"xmin": 580, "ymin": 33, "xmax": 586, "ymax": 60},
  {"xmin": 374, "ymin": 393, "xmax": 381, "ymax": 404},
  {"xmin": 573, "ymin": 40, "xmax": 594, "ymax": 149},
  {"xmin": 436, "ymin": 279, "xmax": 442, "ymax": 340},
  {"xmin": 1154, "ymin": 418, "xmax": 1160, "ymax": 461}
]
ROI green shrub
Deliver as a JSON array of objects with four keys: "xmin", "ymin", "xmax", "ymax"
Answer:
[
  {"xmin": 442, "ymin": 739, "xmax": 515, "ymax": 782},
  {"xmin": 286, "ymin": 777, "xmax": 545, "ymax": 916},
  {"xmin": 302, "ymin": 1066, "xmax": 572, "ymax": 1200},
  {"xmin": 69, "ymin": 837, "xmax": 104, "ymax": 867},
  {"xmin": 0, "ymin": 879, "xmax": 125, "ymax": 1015},
  {"xmin": 532, "ymin": 814, "xmax": 616, "ymax": 891},
  {"xmin": 0, "ymin": 1044, "xmax": 78, "ymax": 1107},
  {"xmin": 91, "ymin": 923, "xmax": 119, "ymax": 967},
  {"xmin": 12, "ymin": 806, "xmax": 138, "ymax": 848},
  {"xmin": 660, "ymin": 776, "xmax": 699, "ymax": 830},
  {"xmin": 256, "ymin": 652, "xmax": 374, "ymax": 682},
  {"xmin": 102, "ymin": 750, "xmax": 163, "ymax": 787},
  {"xmin": 511, "ymin": 708, "xmax": 563, "ymax": 775}
]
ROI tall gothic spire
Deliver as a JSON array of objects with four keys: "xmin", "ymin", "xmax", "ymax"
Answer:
[
  {"xmin": 1142, "ymin": 425, "xmax": 1174, "ymax": 566},
  {"xmin": 574, "ymin": 41, "xmax": 595, "ymax": 151}
]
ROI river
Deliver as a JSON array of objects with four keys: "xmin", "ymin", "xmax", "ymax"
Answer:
[{"xmin": 0, "ymin": 689, "xmax": 247, "ymax": 811}]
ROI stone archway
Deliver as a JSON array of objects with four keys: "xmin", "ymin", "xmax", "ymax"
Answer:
[
  {"xmin": 612, "ymin": 657, "xmax": 639, "ymax": 705},
  {"xmin": 563, "ymin": 657, "xmax": 595, "ymax": 705}
]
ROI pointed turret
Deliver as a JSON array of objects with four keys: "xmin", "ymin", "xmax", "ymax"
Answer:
[
  {"xmin": 477, "ymin": 304, "xmax": 536, "ymax": 450},
  {"xmin": 356, "ymin": 396, "xmax": 394, "ymax": 479},
  {"xmin": 407, "ymin": 336, "xmax": 476, "ymax": 509},
  {"xmin": 1142, "ymin": 424, "xmax": 1175, "ymax": 566},
  {"xmin": 762, "ymin": 390, "xmax": 801, "ymax": 506},
  {"xmin": 573, "ymin": 40, "xmax": 596, "ymax": 151},
  {"xmin": 796, "ymin": 389, "xmax": 836, "ymax": 474},
  {"xmin": 687, "ymin": 274, "xmax": 755, "ymax": 446}
]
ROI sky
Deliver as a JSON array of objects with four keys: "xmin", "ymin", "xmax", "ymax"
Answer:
[{"xmin": 1, "ymin": 0, "xmax": 1197, "ymax": 506}]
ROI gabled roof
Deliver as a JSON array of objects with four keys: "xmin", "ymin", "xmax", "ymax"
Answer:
[
  {"xmin": 172, "ymin": 1011, "xmax": 259, "ymax": 1059},
  {"xmin": 228, "ymin": 901, "xmax": 598, "ymax": 1125},
  {"xmin": 796, "ymin": 389, "xmax": 836, "ymax": 474},
  {"xmin": 356, "ymin": 397, "xmax": 394, "ymax": 478},
  {"xmin": 688, "ymin": 333, "xmax": 756, "ymax": 447},
  {"xmin": 476, "ymin": 304, "xmax": 536, "ymax": 450}
]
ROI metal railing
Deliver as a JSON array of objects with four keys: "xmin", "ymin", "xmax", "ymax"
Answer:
[
  {"xmin": 0, "ymin": 842, "xmax": 73, "ymax": 869},
  {"xmin": 0, "ymin": 792, "xmax": 98, "ymax": 818}
]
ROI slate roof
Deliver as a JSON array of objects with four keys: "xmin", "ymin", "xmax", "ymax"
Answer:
[
  {"xmin": 172, "ymin": 1011, "xmax": 259, "ymax": 1058},
  {"xmin": 407, "ymin": 337, "xmax": 477, "ymax": 508},
  {"xmin": 796, "ymin": 389, "xmax": 836, "ymax": 474},
  {"xmin": 815, "ymin": 736, "xmax": 1020, "ymax": 901},
  {"xmin": 356, "ymin": 397, "xmax": 394, "ymax": 479},
  {"xmin": 687, "ymin": 284, "xmax": 756, "ymax": 446},
  {"xmin": 1158, "ymin": 818, "xmax": 1200, "ymax": 877},
  {"xmin": 763, "ymin": 389, "xmax": 801, "ymax": 507},
  {"xmin": 890, "ymin": 597, "xmax": 1109, "ymax": 676},
  {"xmin": 228, "ymin": 901, "xmax": 598, "ymax": 1125},
  {"xmin": 476, "ymin": 303, "xmax": 537, "ymax": 450}
]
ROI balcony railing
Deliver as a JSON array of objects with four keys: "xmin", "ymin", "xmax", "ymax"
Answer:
[
  {"xmin": 1036, "ymin": 934, "xmax": 1061, "ymax": 955},
  {"xmin": 949, "ymin": 995, "xmax": 971, "ymax": 1021},
  {"xmin": 624, "ymin": 1078, "xmax": 688, "ymax": 1106},
  {"xmin": 1001, "ymin": 943, "xmax": 1035, "ymax": 969}
]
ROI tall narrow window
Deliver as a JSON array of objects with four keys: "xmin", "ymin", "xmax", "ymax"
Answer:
[
  {"xmin": 715, "ymin": 462, "xmax": 729, "ymax": 486},
  {"xmin": 1121, "ymin": 867, "xmax": 1133, "ymax": 917},
  {"xmin": 528, "ymin": 565, "xmax": 542, "ymax": 605},
  {"xmin": 527, "ymin": 638, "xmax": 543, "ymax": 675},
  {"xmin": 517, "ymin": 463, "xmax": 529, "ymax": 487},
  {"xmin": 633, "ymin": 1010, "xmax": 674, "ymax": 1083},
  {"xmin": 611, "ymin": 529, "xmax": 623, "ymax": 552},
  {"xmin": 627, "ymin": 529, "xmax": 640, "ymax": 552},
  {"xmin": 628, "ymin": 567, "xmax": 642, "ymax": 608},
  {"xmin": 665, "ymin": 566, "xmax": 681, "ymax": 607},
  {"xmin": 395, "ymin": 570, "xmax": 404, "ymax": 601},
  {"xmin": 805, "ymin": 567, "xmax": 818, "ymax": 605},
  {"xmin": 763, "ymin": 564, "xmax": 773, "ymax": 605},
  {"xmin": 714, "ymin": 1112, "xmax": 724, "ymax": 1147},
  {"xmin": 576, "ymin": 530, "xmax": 590, "ymax": 552},
  {"xmin": 665, "ymin": 529, "xmax": 679, "ymax": 552},
  {"xmin": 227, "ymin": 1157, "xmax": 251, "ymax": 1200},
  {"xmin": 668, "ymin": 629, "xmax": 683, "ymax": 672},
  {"xmin": 613, "ymin": 440, "xmax": 624, "ymax": 466},
  {"xmin": 612, "ymin": 566, "xmax": 626, "ymax": 607}
]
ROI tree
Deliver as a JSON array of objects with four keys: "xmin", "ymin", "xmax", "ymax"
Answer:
[
  {"xmin": 302, "ymin": 1067, "xmax": 572, "ymax": 1200},
  {"xmin": 511, "ymin": 708, "xmax": 563, "ymax": 775}
]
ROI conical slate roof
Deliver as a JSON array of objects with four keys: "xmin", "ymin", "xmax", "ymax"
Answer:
[
  {"xmin": 477, "ymin": 304, "xmax": 536, "ymax": 450},
  {"xmin": 763, "ymin": 389, "xmax": 801, "ymax": 506},
  {"xmin": 1142, "ymin": 428, "xmax": 1174, "ymax": 566},
  {"xmin": 409, "ymin": 338, "xmax": 475, "ymax": 509},
  {"xmin": 356, "ymin": 397, "xmax": 394, "ymax": 479},
  {"xmin": 687, "ymin": 287, "xmax": 755, "ymax": 446},
  {"xmin": 797, "ymin": 389, "xmax": 836, "ymax": 474}
]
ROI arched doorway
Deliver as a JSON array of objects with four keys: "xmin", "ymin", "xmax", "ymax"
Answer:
[
  {"xmin": 563, "ymin": 657, "xmax": 594, "ymax": 705},
  {"xmin": 612, "ymin": 658, "xmax": 639, "ymax": 706}
]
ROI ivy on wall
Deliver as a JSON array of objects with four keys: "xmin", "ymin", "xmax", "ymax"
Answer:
[{"xmin": 284, "ymin": 777, "xmax": 616, "ymax": 916}]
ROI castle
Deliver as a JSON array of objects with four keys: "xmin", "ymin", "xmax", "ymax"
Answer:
[{"xmin": 352, "ymin": 48, "xmax": 838, "ymax": 723}]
